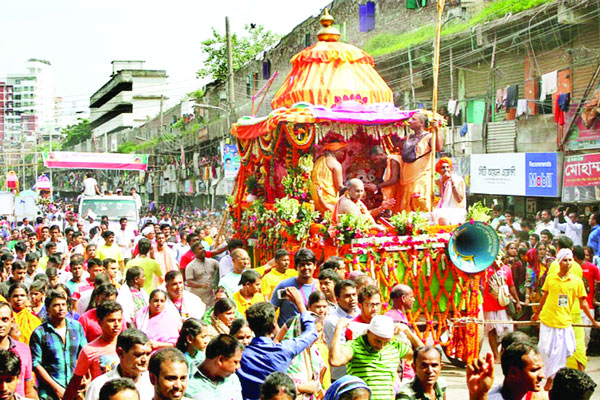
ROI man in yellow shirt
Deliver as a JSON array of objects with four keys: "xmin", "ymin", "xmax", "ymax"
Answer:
[
  {"xmin": 260, "ymin": 249, "xmax": 297, "ymax": 302},
  {"xmin": 96, "ymin": 231, "xmax": 124, "ymax": 272},
  {"xmin": 544, "ymin": 236, "xmax": 586, "ymax": 371},
  {"xmin": 233, "ymin": 269, "xmax": 265, "ymax": 316},
  {"xmin": 532, "ymin": 248, "xmax": 600, "ymax": 390}
]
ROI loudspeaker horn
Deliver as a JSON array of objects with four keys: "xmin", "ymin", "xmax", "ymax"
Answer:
[{"xmin": 448, "ymin": 221, "xmax": 500, "ymax": 274}]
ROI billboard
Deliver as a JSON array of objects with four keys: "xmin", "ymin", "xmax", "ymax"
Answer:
[
  {"xmin": 470, "ymin": 153, "xmax": 525, "ymax": 196},
  {"xmin": 43, "ymin": 152, "xmax": 148, "ymax": 171},
  {"xmin": 471, "ymin": 152, "xmax": 560, "ymax": 197},
  {"xmin": 562, "ymin": 152, "xmax": 600, "ymax": 202},
  {"xmin": 564, "ymin": 104, "xmax": 600, "ymax": 150},
  {"xmin": 525, "ymin": 152, "xmax": 559, "ymax": 197}
]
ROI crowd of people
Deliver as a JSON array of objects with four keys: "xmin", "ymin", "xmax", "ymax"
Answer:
[{"xmin": 0, "ymin": 195, "xmax": 597, "ymax": 400}]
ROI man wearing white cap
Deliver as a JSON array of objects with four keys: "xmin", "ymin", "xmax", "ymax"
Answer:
[
  {"xmin": 330, "ymin": 315, "xmax": 420, "ymax": 400},
  {"xmin": 532, "ymin": 248, "xmax": 600, "ymax": 391}
]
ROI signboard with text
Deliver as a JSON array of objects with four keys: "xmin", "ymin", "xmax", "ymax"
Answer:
[
  {"xmin": 562, "ymin": 152, "xmax": 600, "ymax": 202},
  {"xmin": 564, "ymin": 104, "xmax": 600, "ymax": 150},
  {"xmin": 470, "ymin": 153, "xmax": 525, "ymax": 196},
  {"xmin": 470, "ymin": 153, "xmax": 559, "ymax": 197},
  {"xmin": 525, "ymin": 152, "xmax": 559, "ymax": 197}
]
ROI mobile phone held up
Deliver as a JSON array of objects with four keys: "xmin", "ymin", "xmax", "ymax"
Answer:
[{"xmin": 277, "ymin": 288, "xmax": 288, "ymax": 300}]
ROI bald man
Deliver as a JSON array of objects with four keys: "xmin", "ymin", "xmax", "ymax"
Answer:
[
  {"xmin": 385, "ymin": 284, "xmax": 418, "ymax": 383},
  {"xmin": 335, "ymin": 179, "xmax": 387, "ymax": 232},
  {"xmin": 398, "ymin": 113, "xmax": 444, "ymax": 212}
]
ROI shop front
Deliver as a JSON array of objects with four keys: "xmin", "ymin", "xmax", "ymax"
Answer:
[{"xmin": 563, "ymin": 152, "xmax": 600, "ymax": 203}]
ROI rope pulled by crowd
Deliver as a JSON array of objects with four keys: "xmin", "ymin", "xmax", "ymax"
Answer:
[{"xmin": 451, "ymin": 317, "xmax": 596, "ymax": 329}]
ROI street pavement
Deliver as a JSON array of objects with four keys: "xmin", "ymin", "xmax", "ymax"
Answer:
[{"xmin": 441, "ymin": 350, "xmax": 600, "ymax": 399}]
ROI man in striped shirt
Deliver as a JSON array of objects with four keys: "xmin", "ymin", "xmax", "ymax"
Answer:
[{"xmin": 329, "ymin": 315, "xmax": 420, "ymax": 400}]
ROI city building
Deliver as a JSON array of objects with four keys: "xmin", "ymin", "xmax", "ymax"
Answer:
[
  {"xmin": 0, "ymin": 81, "xmax": 13, "ymax": 150},
  {"xmin": 89, "ymin": 60, "xmax": 168, "ymax": 152},
  {"xmin": 4, "ymin": 59, "xmax": 59, "ymax": 145}
]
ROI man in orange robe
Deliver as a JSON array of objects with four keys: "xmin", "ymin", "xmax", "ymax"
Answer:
[
  {"xmin": 398, "ymin": 113, "xmax": 444, "ymax": 212},
  {"xmin": 311, "ymin": 142, "xmax": 346, "ymax": 215}
]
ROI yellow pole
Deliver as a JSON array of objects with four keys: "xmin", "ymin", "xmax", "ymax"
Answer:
[{"xmin": 430, "ymin": 0, "xmax": 446, "ymax": 213}]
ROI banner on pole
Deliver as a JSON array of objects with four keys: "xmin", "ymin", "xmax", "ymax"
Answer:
[
  {"xmin": 221, "ymin": 144, "xmax": 240, "ymax": 181},
  {"xmin": 43, "ymin": 152, "xmax": 148, "ymax": 171}
]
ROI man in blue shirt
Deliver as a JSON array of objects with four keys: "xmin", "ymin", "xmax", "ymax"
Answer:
[
  {"xmin": 30, "ymin": 289, "xmax": 87, "ymax": 400},
  {"xmin": 237, "ymin": 302, "xmax": 317, "ymax": 400},
  {"xmin": 587, "ymin": 212, "xmax": 600, "ymax": 257},
  {"xmin": 270, "ymin": 248, "xmax": 318, "ymax": 327}
]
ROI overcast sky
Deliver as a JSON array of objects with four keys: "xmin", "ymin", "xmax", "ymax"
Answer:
[{"xmin": 1, "ymin": 0, "xmax": 331, "ymax": 116}]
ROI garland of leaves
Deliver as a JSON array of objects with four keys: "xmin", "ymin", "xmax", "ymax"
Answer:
[{"xmin": 389, "ymin": 210, "xmax": 429, "ymax": 236}]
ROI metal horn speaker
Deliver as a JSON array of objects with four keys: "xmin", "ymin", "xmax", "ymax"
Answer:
[{"xmin": 448, "ymin": 221, "xmax": 500, "ymax": 274}]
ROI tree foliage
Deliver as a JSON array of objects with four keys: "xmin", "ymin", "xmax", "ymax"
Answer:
[
  {"xmin": 197, "ymin": 24, "xmax": 280, "ymax": 82},
  {"xmin": 60, "ymin": 118, "xmax": 92, "ymax": 149}
]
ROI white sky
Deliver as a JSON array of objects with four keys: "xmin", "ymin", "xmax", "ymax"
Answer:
[{"xmin": 1, "ymin": 0, "xmax": 331, "ymax": 115}]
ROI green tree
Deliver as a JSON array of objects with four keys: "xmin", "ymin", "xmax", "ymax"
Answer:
[
  {"xmin": 60, "ymin": 118, "xmax": 92, "ymax": 149},
  {"xmin": 197, "ymin": 24, "xmax": 280, "ymax": 82}
]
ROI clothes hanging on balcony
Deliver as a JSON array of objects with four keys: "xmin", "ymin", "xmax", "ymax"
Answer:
[
  {"xmin": 407, "ymin": 0, "xmax": 427, "ymax": 9},
  {"xmin": 447, "ymin": 99, "xmax": 457, "ymax": 115},
  {"xmin": 558, "ymin": 93, "xmax": 571, "ymax": 111},
  {"xmin": 495, "ymin": 88, "xmax": 507, "ymax": 111},
  {"xmin": 516, "ymin": 99, "xmax": 528, "ymax": 117},
  {"xmin": 540, "ymin": 71, "xmax": 557, "ymax": 100},
  {"xmin": 506, "ymin": 85, "xmax": 518, "ymax": 108},
  {"xmin": 555, "ymin": 96, "xmax": 565, "ymax": 126}
]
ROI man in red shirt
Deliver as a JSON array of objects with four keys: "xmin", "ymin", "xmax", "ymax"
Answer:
[
  {"xmin": 345, "ymin": 285, "xmax": 381, "ymax": 340},
  {"xmin": 482, "ymin": 261, "xmax": 522, "ymax": 362},
  {"xmin": 574, "ymin": 245, "xmax": 600, "ymax": 346},
  {"xmin": 179, "ymin": 233, "xmax": 199, "ymax": 277}
]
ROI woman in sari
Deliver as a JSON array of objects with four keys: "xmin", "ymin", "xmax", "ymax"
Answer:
[
  {"xmin": 276, "ymin": 291, "xmax": 330, "ymax": 399},
  {"xmin": 135, "ymin": 289, "xmax": 180, "ymax": 351},
  {"xmin": 230, "ymin": 318, "xmax": 253, "ymax": 346},
  {"xmin": 323, "ymin": 376, "xmax": 371, "ymax": 400},
  {"xmin": 210, "ymin": 298, "xmax": 236, "ymax": 335},
  {"xmin": 9, "ymin": 283, "xmax": 41, "ymax": 344}
]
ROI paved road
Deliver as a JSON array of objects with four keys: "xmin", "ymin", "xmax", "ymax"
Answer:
[{"xmin": 441, "ymin": 352, "xmax": 600, "ymax": 399}]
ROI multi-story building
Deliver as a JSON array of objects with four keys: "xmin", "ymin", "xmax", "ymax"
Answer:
[
  {"xmin": 3, "ymin": 59, "xmax": 59, "ymax": 146},
  {"xmin": 0, "ymin": 82, "xmax": 14, "ymax": 150},
  {"xmin": 89, "ymin": 60, "xmax": 168, "ymax": 152}
]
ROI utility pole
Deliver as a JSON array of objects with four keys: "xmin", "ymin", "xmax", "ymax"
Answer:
[
  {"xmin": 226, "ymin": 17, "xmax": 235, "ymax": 113},
  {"xmin": 153, "ymin": 95, "xmax": 163, "ymax": 204}
]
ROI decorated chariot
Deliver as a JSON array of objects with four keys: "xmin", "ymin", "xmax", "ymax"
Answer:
[{"xmin": 228, "ymin": 10, "xmax": 489, "ymax": 365}]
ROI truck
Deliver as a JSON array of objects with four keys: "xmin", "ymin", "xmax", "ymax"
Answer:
[
  {"xmin": 79, "ymin": 195, "xmax": 139, "ymax": 233},
  {"xmin": 0, "ymin": 191, "xmax": 40, "ymax": 223}
]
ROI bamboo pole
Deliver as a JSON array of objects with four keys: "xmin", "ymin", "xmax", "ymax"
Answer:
[{"xmin": 430, "ymin": 0, "xmax": 446, "ymax": 213}]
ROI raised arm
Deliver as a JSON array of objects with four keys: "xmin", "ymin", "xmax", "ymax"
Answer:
[
  {"xmin": 329, "ymin": 318, "xmax": 354, "ymax": 367},
  {"xmin": 281, "ymin": 312, "xmax": 318, "ymax": 357}
]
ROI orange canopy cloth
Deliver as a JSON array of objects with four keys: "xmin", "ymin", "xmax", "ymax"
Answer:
[{"xmin": 271, "ymin": 41, "xmax": 394, "ymax": 109}]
